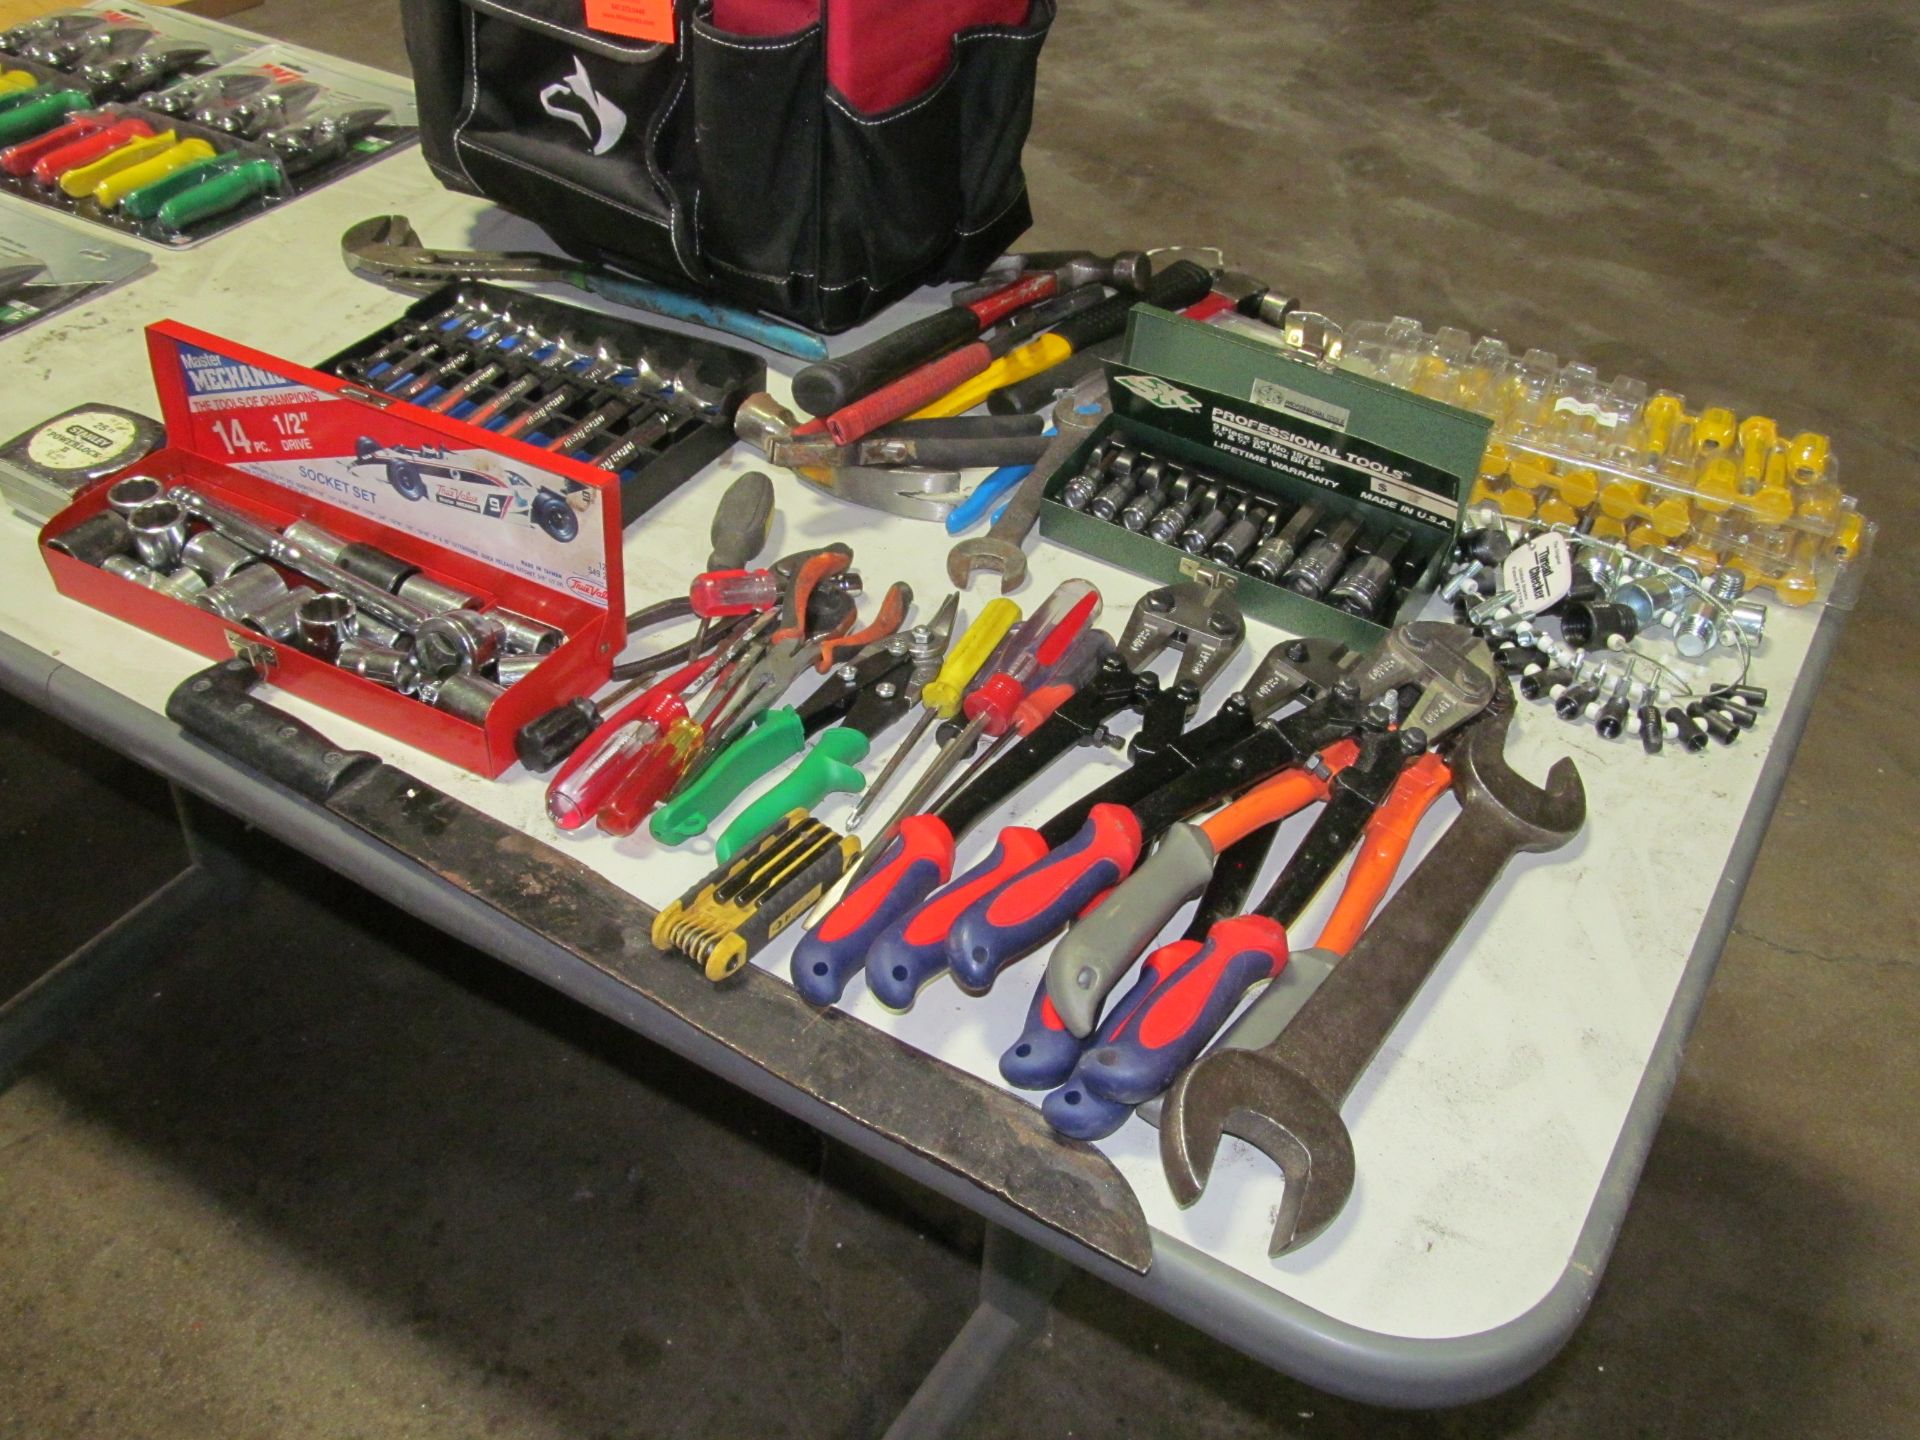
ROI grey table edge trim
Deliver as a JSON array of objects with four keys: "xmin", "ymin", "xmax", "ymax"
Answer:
[{"xmin": 0, "ymin": 605, "xmax": 1844, "ymax": 1409}]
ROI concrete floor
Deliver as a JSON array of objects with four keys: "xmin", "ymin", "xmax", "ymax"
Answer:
[{"xmin": 3, "ymin": 0, "xmax": 1917, "ymax": 1435}]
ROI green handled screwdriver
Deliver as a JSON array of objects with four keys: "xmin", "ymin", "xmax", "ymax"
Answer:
[
  {"xmin": 155, "ymin": 157, "xmax": 284, "ymax": 233},
  {"xmin": 119, "ymin": 152, "xmax": 244, "ymax": 221}
]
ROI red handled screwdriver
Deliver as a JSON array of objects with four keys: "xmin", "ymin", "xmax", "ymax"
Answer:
[{"xmin": 787, "ymin": 580, "xmax": 1101, "ymax": 1006}]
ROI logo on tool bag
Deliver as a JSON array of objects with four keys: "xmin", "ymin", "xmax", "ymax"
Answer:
[
  {"xmin": 1113, "ymin": 374, "xmax": 1203, "ymax": 412},
  {"xmin": 540, "ymin": 57, "xmax": 627, "ymax": 156}
]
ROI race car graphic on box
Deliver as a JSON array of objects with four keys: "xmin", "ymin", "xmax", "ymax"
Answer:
[
  {"xmin": 350, "ymin": 438, "xmax": 590, "ymax": 543},
  {"xmin": 149, "ymin": 328, "xmax": 616, "ymax": 612}
]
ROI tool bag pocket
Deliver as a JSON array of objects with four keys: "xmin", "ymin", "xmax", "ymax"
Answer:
[
  {"xmin": 402, "ymin": 0, "xmax": 1054, "ymax": 333},
  {"xmin": 404, "ymin": 0, "xmax": 698, "ymax": 285}
]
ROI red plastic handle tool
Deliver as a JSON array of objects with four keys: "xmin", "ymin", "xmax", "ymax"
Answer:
[
  {"xmin": 1066, "ymin": 914, "xmax": 1288, "ymax": 1109},
  {"xmin": 30, "ymin": 116, "xmax": 151, "ymax": 183},
  {"xmin": 946, "ymin": 804, "xmax": 1143, "ymax": 994},
  {"xmin": 791, "ymin": 814, "xmax": 954, "ymax": 1006},
  {"xmin": 864, "ymin": 825, "xmax": 1050, "ymax": 1010},
  {"xmin": 544, "ymin": 656, "xmax": 708, "ymax": 830},
  {"xmin": 0, "ymin": 114, "xmax": 108, "ymax": 177},
  {"xmin": 595, "ymin": 717, "xmax": 703, "ymax": 836}
]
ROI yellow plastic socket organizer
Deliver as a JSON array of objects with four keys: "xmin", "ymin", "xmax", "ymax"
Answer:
[{"xmin": 1336, "ymin": 317, "xmax": 1874, "ymax": 608}]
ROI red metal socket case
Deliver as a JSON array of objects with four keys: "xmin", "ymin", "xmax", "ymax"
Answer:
[{"xmin": 39, "ymin": 320, "xmax": 628, "ymax": 776}]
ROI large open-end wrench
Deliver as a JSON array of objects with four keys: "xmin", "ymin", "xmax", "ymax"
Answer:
[
  {"xmin": 945, "ymin": 373, "xmax": 1110, "ymax": 592},
  {"xmin": 1158, "ymin": 692, "xmax": 1585, "ymax": 1257}
]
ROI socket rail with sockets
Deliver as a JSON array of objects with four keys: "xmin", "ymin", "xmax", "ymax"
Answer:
[{"xmin": 1056, "ymin": 436, "xmax": 1420, "ymax": 623}]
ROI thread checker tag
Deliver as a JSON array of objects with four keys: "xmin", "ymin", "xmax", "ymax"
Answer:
[{"xmin": 1501, "ymin": 533, "xmax": 1574, "ymax": 614}]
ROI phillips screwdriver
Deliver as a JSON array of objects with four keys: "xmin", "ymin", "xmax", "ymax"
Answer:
[
  {"xmin": 852, "ymin": 580, "xmax": 1099, "ymax": 871},
  {"xmin": 844, "ymin": 594, "xmax": 1020, "ymax": 832},
  {"xmin": 544, "ymin": 653, "xmax": 718, "ymax": 829},
  {"xmin": 788, "ymin": 583, "xmax": 1103, "ymax": 1006},
  {"xmin": 916, "ymin": 625, "xmax": 1115, "ymax": 820}
]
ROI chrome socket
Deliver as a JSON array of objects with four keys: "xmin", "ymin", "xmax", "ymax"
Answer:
[
  {"xmin": 425, "ymin": 672, "xmax": 506, "ymax": 724},
  {"xmin": 128, "ymin": 500, "xmax": 189, "ymax": 570},
  {"xmin": 335, "ymin": 542, "xmax": 419, "ymax": 594},
  {"xmin": 106, "ymin": 474, "xmax": 166, "ymax": 518},
  {"xmin": 492, "ymin": 652, "xmax": 546, "ymax": 686},
  {"xmin": 250, "ymin": 585, "xmax": 320, "ymax": 642},
  {"xmin": 337, "ymin": 641, "xmax": 419, "ymax": 693},
  {"xmin": 282, "ymin": 519, "xmax": 349, "ymax": 564},
  {"xmin": 180, "ymin": 531, "xmax": 258, "ymax": 582},
  {"xmin": 355, "ymin": 612, "xmax": 404, "ymax": 649},
  {"xmin": 194, "ymin": 564, "xmax": 289, "ymax": 624},
  {"xmin": 493, "ymin": 608, "xmax": 563, "ymax": 656},
  {"xmin": 296, "ymin": 592, "xmax": 358, "ymax": 661},
  {"xmin": 397, "ymin": 573, "xmax": 480, "ymax": 614},
  {"xmin": 412, "ymin": 609, "xmax": 505, "ymax": 681},
  {"xmin": 46, "ymin": 511, "xmax": 132, "ymax": 565},
  {"xmin": 103, "ymin": 555, "xmax": 208, "ymax": 600}
]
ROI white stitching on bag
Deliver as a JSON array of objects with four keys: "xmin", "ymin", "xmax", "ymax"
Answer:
[
  {"xmin": 456, "ymin": 134, "xmax": 672, "ymax": 226},
  {"xmin": 449, "ymin": 6, "xmax": 481, "ymax": 188},
  {"xmin": 693, "ymin": 22, "xmax": 816, "ymax": 54},
  {"xmin": 644, "ymin": 25, "xmax": 698, "ymax": 281},
  {"xmin": 955, "ymin": 183, "xmax": 1028, "ymax": 236}
]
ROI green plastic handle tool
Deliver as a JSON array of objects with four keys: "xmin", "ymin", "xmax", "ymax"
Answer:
[
  {"xmin": 0, "ymin": 90, "xmax": 88, "ymax": 144},
  {"xmin": 119, "ymin": 152, "xmax": 242, "ymax": 220},
  {"xmin": 0, "ymin": 81, "xmax": 46, "ymax": 114},
  {"xmin": 155, "ymin": 157, "xmax": 283, "ymax": 232},
  {"xmin": 717, "ymin": 729, "xmax": 871, "ymax": 862},
  {"xmin": 649, "ymin": 707, "xmax": 806, "ymax": 845}
]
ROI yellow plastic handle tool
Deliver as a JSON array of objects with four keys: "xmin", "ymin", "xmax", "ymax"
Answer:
[
  {"xmin": 92, "ymin": 137, "xmax": 215, "ymax": 209},
  {"xmin": 909, "ymin": 333, "xmax": 1073, "ymax": 419},
  {"xmin": 59, "ymin": 128, "xmax": 177, "ymax": 198},
  {"xmin": 919, "ymin": 596, "xmax": 1019, "ymax": 717},
  {"xmin": 0, "ymin": 69, "xmax": 38, "ymax": 95}
]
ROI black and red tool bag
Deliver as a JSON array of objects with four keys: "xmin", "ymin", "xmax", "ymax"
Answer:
[{"xmin": 400, "ymin": 0, "xmax": 1054, "ymax": 333}]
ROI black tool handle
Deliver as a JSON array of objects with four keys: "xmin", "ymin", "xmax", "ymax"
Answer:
[
  {"xmin": 167, "ymin": 659, "xmax": 380, "ymax": 802},
  {"xmin": 707, "ymin": 470, "xmax": 775, "ymax": 570},
  {"xmin": 906, "ymin": 435, "xmax": 1053, "ymax": 469},
  {"xmin": 874, "ymin": 413, "xmax": 1047, "ymax": 441},
  {"xmin": 1037, "ymin": 702, "xmax": 1256, "ymax": 848},
  {"xmin": 792, "ymin": 308, "xmax": 980, "ymax": 416},
  {"xmin": 1049, "ymin": 261, "xmax": 1213, "ymax": 353}
]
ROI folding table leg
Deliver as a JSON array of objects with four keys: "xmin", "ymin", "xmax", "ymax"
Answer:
[
  {"xmin": 0, "ymin": 785, "xmax": 252, "ymax": 1091},
  {"xmin": 880, "ymin": 1225, "xmax": 1070, "ymax": 1440}
]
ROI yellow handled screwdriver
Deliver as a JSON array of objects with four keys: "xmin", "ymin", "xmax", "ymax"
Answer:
[
  {"xmin": 843, "ymin": 594, "xmax": 1019, "ymax": 830},
  {"xmin": 91, "ymin": 136, "xmax": 215, "ymax": 209},
  {"xmin": 58, "ymin": 128, "xmax": 177, "ymax": 198}
]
